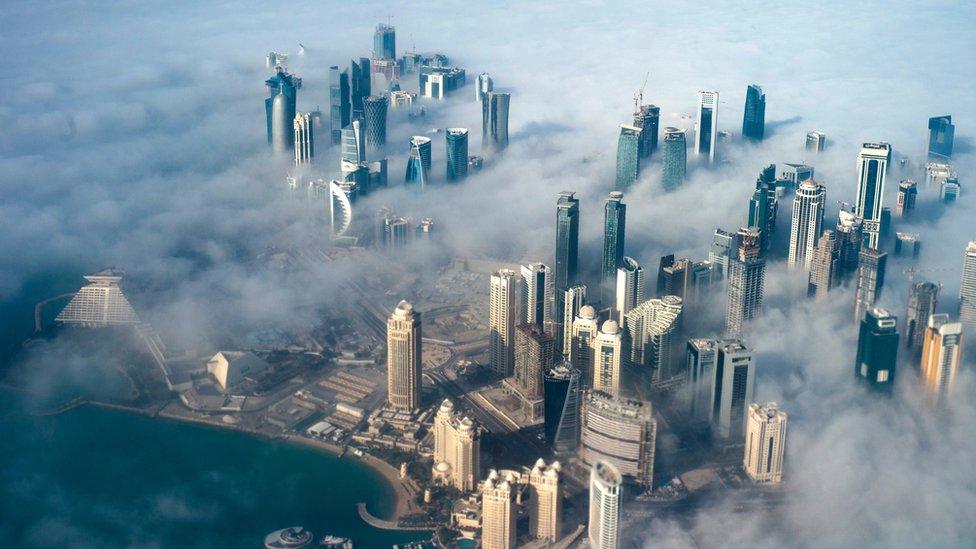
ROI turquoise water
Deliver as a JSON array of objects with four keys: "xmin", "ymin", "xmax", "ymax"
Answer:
[{"xmin": 0, "ymin": 391, "xmax": 426, "ymax": 547}]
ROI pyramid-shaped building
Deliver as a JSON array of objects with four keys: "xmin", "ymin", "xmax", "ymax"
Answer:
[{"xmin": 56, "ymin": 268, "xmax": 140, "ymax": 327}]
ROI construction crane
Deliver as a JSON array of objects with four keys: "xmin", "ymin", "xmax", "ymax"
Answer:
[
  {"xmin": 903, "ymin": 266, "xmax": 954, "ymax": 282},
  {"xmin": 633, "ymin": 72, "xmax": 649, "ymax": 114}
]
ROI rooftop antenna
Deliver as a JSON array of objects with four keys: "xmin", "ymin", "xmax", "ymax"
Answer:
[{"xmin": 634, "ymin": 71, "xmax": 649, "ymax": 114}]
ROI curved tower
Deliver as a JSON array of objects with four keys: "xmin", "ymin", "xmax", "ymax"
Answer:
[
  {"xmin": 588, "ymin": 460, "xmax": 622, "ymax": 549},
  {"xmin": 271, "ymin": 92, "xmax": 291, "ymax": 154},
  {"xmin": 363, "ymin": 95, "xmax": 388, "ymax": 148},
  {"xmin": 446, "ymin": 128, "xmax": 469, "ymax": 181}
]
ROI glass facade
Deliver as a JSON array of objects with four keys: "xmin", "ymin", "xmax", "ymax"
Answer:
[
  {"xmin": 602, "ymin": 193, "xmax": 626, "ymax": 305},
  {"xmin": 446, "ymin": 128, "xmax": 469, "ymax": 181},
  {"xmin": 363, "ymin": 95, "xmax": 388, "ymax": 148},
  {"xmin": 661, "ymin": 128, "xmax": 686, "ymax": 190},
  {"xmin": 741, "ymin": 84, "xmax": 766, "ymax": 141},
  {"xmin": 615, "ymin": 125, "xmax": 641, "ymax": 189},
  {"xmin": 855, "ymin": 308, "xmax": 899, "ymax": 392}
]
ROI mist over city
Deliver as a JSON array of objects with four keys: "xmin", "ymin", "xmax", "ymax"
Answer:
[{"xmin": 2, "ymin": 2, "xmax": 975, "ymax": 548}]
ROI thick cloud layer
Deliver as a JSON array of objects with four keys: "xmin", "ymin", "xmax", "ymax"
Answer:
[{"xmin": 2, "ymin": 1, "xmax": 975, "ymax": 547}]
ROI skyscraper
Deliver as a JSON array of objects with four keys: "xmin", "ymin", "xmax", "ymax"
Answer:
[
  {"xmin": 433, "ymin": 399, "xmax": 480, "ymax": 491},
  {"xmin": 544, "ymin": 365, "xmax": 581, "ymax": 453},
  {"xmin": 726, "ymin": 227, "xmax": 765, "ymax": 336},
  {"xmin": 514, "ymin": 324, "xmax": 554, "ymax": 400},
  {"xmin": 293, "ymin": 112, "xmax": 314, "ymax": 166},
  {"xmin": 404, "ymin": 136, "xmax": 432, "ymax": 188},
  {"xmin": 960, "ymin": 241, "xmax": 976, "ymax": 334},
  {"xmin": 266, "ymin": 67, "xmax": 301, "ymax": 149},
  {"xmin": 570, "ymin": 304, "xmax": 599, "ymax": 383},
  {"xmin": 744, "ymin": 402, "xmax": 787, "ymax": 484},
  {"xmin": 895, "ymin": 180, "xmax": 917, "ymax": 217},
  {"xmin": 483, "ymin": 91, "xmax": 510, "ymax": 151},
  {"xmin": 711, "ymin": 340, "xmax": 754, "ymax": 439},
  {"xmin": 588, "ymin": 460, "xmax": 622, "ymax": 549},
  {"xmin": 373, "ymin": 23, "xmax": 396, "ymax": 60},
  {"xmin": 835, "ymin": 211, "xmax": 864, "ymax": 279},
  {"xmin": 527, "ymin": 460, "xmax": 562, "ymax": 543},
  {"xmin": 788, "ymin": 180, "xmax": 827, "ymax": 269},
  {"xmin": 615, "ymin": 124, "xmax": 642, "ymax": 188},
  {"xmin": 554, "ymin": 192, "xmax": 580, "ymax": 291},
  {"xmin": 475, "ymin": 72, "xmax": 493, "ymax": 103},
  {"xmin": 560, "ymin": 284, "xmax": 587, "ymax": 359},
  {"xmin": 807, "ymin": 229, "xmax": 839, "ymax": 299},
  {"xmin": 592, "ymin": 321, "xmax": 623, "ymax": 395},
  {"xmin": 894, "ymin": 232, "xmax": 921, "ymax": 258},
  {"xmin": 694, "ymin": 91, "xmax": 719, "ymax": 163},
  {"xmin": 927, "ymin": 115, "xmax": 954, "ymax": 160},
  {"xmin": 446, "ymin": 128, "xmax": 469, "ymax": 182},
  {"xmin": 741, "ymin": 84, "xmax": 765, "ymax": 141},
  {"xmin": 780, "ymin": 163, "xmax": 814, "ymax": 189},
  {"xmin": 329, "ymin": 66, "xmax": 350, "ymax": 143},
  {"xmin": 905, "ymin": 281, "xmax": 940, "ymax": 351},
  {"xmin": 349, "ymin": 57, "xmax": 371, "ymax": 119},
  {"xmin": 854, "ymin": 308, "xmax": 898, "ymax": 392},
  {"xmin": 481, "ymin": 470, "xmax": 516, "ymax": 549},
  {"xmin": 853, "ymin": 248, "xmax": 888, "ymax": 324},
  {"xmin": 806, "ymin": 131, "xmax": 826, "ymax": 152},
  {"xmin": 614, "ymin": 257, "xmax": 644, "ymax": 323},
  {"xmin": 854, "ymin": 142, "xmax": 891, "ymax": 249},
  {"xmin": 686, "ymin": 339, "xmax": 718, "ymax": 420},
  {"xmin": 623, "ymin": 296, "xmax": 683, "ymax": 383},
  {"xmin": 489, "ymin": 269, "xmax": 521, "ymax": 376},
  {"xmin": 941, "ymin": 177, "xmax": 960, "ymax": 203},
  {"xmin": 363, "ymin": 95, "xmax": 388, "ymax": 148},
  {"xmin": 387, "ymin": 300, "xmax": 421, "ymax": 411},
  {"xmin": 521, "ymin": 262, "xmax": 553, "ymax": 328},
  {"xmin": 602, "ymin": 192, "xmax": 627, "ymax": 305},
  {"xmin": 341, "ymin": 119, "xmax": 366, "ymax": 166},
  {"xmin": 709, "ymin": 228, "xmax": 738, "ymax": 279},
  {"xmin": 661, "ymin": 127, "xmax": 687, "ymax": 190},
  {"xmin": 634, "ymin": 104, "xmax": 660, "ymax": 158},
  {"xmin": 580, "ymin": 391, "xmax": 656, "ymax": 487},
  {"xmin": 748, "ymin": 164, "xmax": 778, "ymax": 255},
  {"xmin": 920, "ymin": 314, "xmax": 963, "ymax": 407}
]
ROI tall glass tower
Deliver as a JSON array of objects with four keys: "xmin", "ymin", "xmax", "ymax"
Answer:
[
  {"xmin": 726, "ymin": 227, "xmax": 765, "ymax": 337},
  {"xmin": 634, "ymin": 104, "xmax": 660, "ymax": 158},
  {"xmin": 741, "ymin": 84, "xmax": 766, "ymax": 141},
  {"xmin": 404, "ymin": 136, "xmax": 432, "ymax": 188},
  {"xmin": 905, "ymin": 281, "xmax": 940, "ymax": 352},
  {"xmin": 788, "ymin": 180, "xmax": 826, "ymax": 269},
  {"xmin": 555, "ymin": 192, "xmax": 580, "ymax": 291},
  {"xmin": 854, "ymin": 142, "xmax": 891, "ymax": 249},
  {"xmin": 265, "ymin": 67, "xmax": 301, "ymax": 148},
  {"xmin": 329, "ymin": 66, "xmax": 349, "ymax": 144},
  {"xmin": 349, "ymin": 58, "xmax": 371, "ymax": 119},
  {"xmin": 661, "ymin": 127, "xmax": 687, "ymax": 190},
  {"xmin": 363, "ymin": 95, "xmax": 388, "ymax": 148},
  {"xmin": 446, "ymin": 128, "xmax": 469, "ymax": 182},
  {"xmin": 483, "ymin": 91, "xmax": 510, "ymax": 151},
  {"xmin": 854, "ymin": 308, "xmax": 898, "ymax": 392},
  {"xmin": 373, "ymin": 23, "xmax": 396, "ymax": 60},
  {"xmin": 853, "ymin": 247, "xmax": 888, "ymax": 324},
  {"xmin": 615, "ymin": 125, "xmax": 642, "ymax": 189},
  {"xmin": 959, "ymin": 241, "xmax": 976, "ymax": 334},
  {"xmin": 602, "ymin": 192, "xmax": 626, "ymax": 305},
  {"xmin": 543, "ymin": 365, "xmax": 580, "ymax": 453},
  {"xmin": 927, "ymin": 115, "xmax": 954, "ymax": 160},
  {"xmin": 694, "ymin": 91, "xmax": 719, "ymax": 163}
]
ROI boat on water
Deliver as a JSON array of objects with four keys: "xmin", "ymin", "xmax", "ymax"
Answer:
[
  {"xmin": 264, "ymin": 526, "xmax": 314, "ymax": 549},
  {"xmin": 319, "ymin": 534, "xmax": 354, "ymax": 548}
]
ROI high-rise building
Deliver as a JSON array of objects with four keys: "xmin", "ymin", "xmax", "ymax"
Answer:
[
  {"xmin": 521, "ymin": 262, "xmax": 553, "ymax": 328},
  {"xmin": 788, "ymin": 180, "xmax": 827, "ymax": 269},
  {"xmin": 960, "ymin": 241, "xmax": 976, "ymax": 334},
  {"xmin": 925, "ymin": 162, "xmax": 954, "ymax": 189},
  {"xmin": 741, "ymin": 84, "xmax": 766, "ymax": 141},
  {"xmin": 695, "ymin": 91, "xmax": 719, "ymax": 163},
  {"xmin": 446, "ymin": 128, "xmax": 469, "ymax": 182},
  {"xmin": 389, "ymin": 90, "xmax": 415, "ymax": 109},
  {"xmin": 602, "ymin": 192, "xmax": 627, "ymax": 305},
  {"xmin": 555, "ymin": 191, "xmax": 580, "ymax": 291},
  {"xmin": 780, "ymin": 163, "xmax": 814, "ymax": 189},
  {"xmin": 941, "ymin": 177, "xmax": 960, "ymax": 203},
  {"xmin": 658, "ymin": 257, "xmax": 691, "ymax": 301},
  {"xmin": 363, "ymin": 95, "xmax": 388, "ymax": 148},
  {"xmin": 588, "ymin": 460, "xmax": 622, "ymax": 549},
  {"xmin": 710, "ymin": 340, "xmax": 754, "ymax": 439},
  {"xmin": 894, "ymin": 232, "xmax": 921, "ymax": 258},
  {"xmin": 686, "ymin": 339, "xmax": 718, "ymax": 420},
  {"xmin": 475, "ymin": 72, "xmax": 493, "ymax": 103},
  {"xmin": 433, "ymin": 399, "xmax": 481, "ymax": 491},
  {"xmin": 387, "ymin": 300, "xmax": 422, "ymax": 411},
  {"xmin": 592, "ymin": 321, "xmax": 623, "ymax": 395},
  {"xmin": 920, "ymin": 314, "xmax": 963, "ymax": 407},
  {"xmin": 481, "ymin": 470, "xmax": 516, "ymax": 549},
  {"xmin": 807, "ymin": 229, "xmax": 839, "ymax": 299},
  {"xmin": 748, "ymin": 165, "xmax": 778, "ymax": 255},
  {"xmin": 490, "ymin": 269, "xmax": 522, "ymax": 376},
  {"xmin": 514, "ymin": 324, "xmax": 554, "ymax": 400},
  {"xmin": 266, "ymin": 67, "xmax": 301, "ymax": 150},
  {"xmin": 895, "ymin": 180, "xmax": 917, "ymax": 217},
  {"xmin": 726, "ymin": 227, "xmax": 765, "ymax": 336},
  {"xmin": 686, "ymin": 260, "xmax": 721, "ymax": 306},
  {"xmin": 373, "ymin": 23, "xmax": 396, "ymax": 60},
  {"xmin": 853, "ymin": 248, "xmax": 888, "ymax": 324},
  {"xmin": 661, "ymin": 127, "xmax": 687, "ymax": 190},
  {"xmin": 744, "ymin": 402, "xmax": 787, "ymax": 484},
  {"xmin": 580, "ymin": 391, "xmax": 656, "ymax": 487},
  {"xmin": 55, "ymin": 269, "xmax": 140, "ymax": 327},
  {"xmin": 294, "ymin": 112, "xmax": 314, "ymax": 166},
  {"xmin": 349, "ymin": 58, "xmax": 371, "ymax": 119},
  {"xmin": 835, "ymin": 211, "xmax": 864, "ymax": 279},
  {"xmin": 927, "ymin": 115, "xmax": 954, "ymax": 160},
  {"xmin": 905, "ymin": 281, "xmax": 940, "ymax": 351},
  {"xmin": 806, "ymin": 130, "xmax": 826, "ymax": 152},
  {"xmin": 419, "ymin": 67, "xmax": 466, "ymax": 99},
  {"xmin": 560, "ymin": 284, "xmax": 587, "ymax": 359},
  {"xmin": 615, "ymin": 124, "xmax": 642, "ymax": 188},
  {"xmin": 527, "ymin": 459, "xmax": 562, "ymax": 543},
  {"xmin": 854, "ymin": 308, "xmax": 898, "ymax": 392},
  {"xmin": 341, "ymin": 119, "xmax": 366, "ymax": 167},
  {"xmin": 404, "ymin": 136, "xmax": 432, "ymax": 188},
  {"xmin": 623, "ymin": 296, "xmax": 683, "ymax": 383},
  {"xmin": 483, "ymin": 91, "xmax": 510, "ymax": 151},
  {"xmin": 544, "ymin": 365, "xmax": 581, "ymax": 453},
  {"xmin": 854, "ymin": 142, "xmax": 891, "ymax": 249},
  {"xmin": 634, "ymin": 104, "xmax": 660, "ymax": 158},
  {"xmin": 615, "ymin": 257, "xmax": 644, "ymax": 323},
  {"xmin": 369, "ymin": 159, "xmax": 388, "ymax": 190},
  {"xmin": 570, "ymin": 304, "xmax": 599, "ymax": 383},
  {"xmin": 709, "ymin": 228, "xmax": 738, "ymax": 279}
]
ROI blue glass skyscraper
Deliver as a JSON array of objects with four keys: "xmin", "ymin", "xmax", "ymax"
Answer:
[
  {"xmin": 661, "ymin": 127, "xmax": 686, "ymax": 190},
  {"xmin": 634, "ymin": 104, "xmax": 660, "ymax": 158},
  {"xmin": 602, "ymin": 192, "xmax": 626, "ymax": 305},
  {"xmin": 363, "ymin": 95, "xmax": 388, "ymax": 148},
  {"xmin": 483, "ymin": 92, "xmax": 510, "ymax": 151},
  {"xmin": 265, "ymin": 67, "xmax": 301, "ymax": 147},
  {"xmin": 854, "ymin": 307, "xmax": 898, "ymax": 392},
  {"xmin": 404, "ymin": 136, "xmax": 432, "ymax": 189},
  {"xmin": 555, "ymin": 192, "xmax": 580, "ymax": 291},
  {"xmin": 373, "ymin": 24, "xmax": 396, "ymax": 60},
  {"xmin": 615, "ymin": 125, "xmax": 641, "ymax": 189},
  {"xmin": 747, "ymin": 164, "xmax": 777, "ymax": 255},
  {"xmin": 349, "ymin": 58, "xmax": 371, "ymax": 120},
  {"xmin": 742, "ymin": 84, "xmax": 766, "ymax": 141},
  {"xmin": 329, "ymin": 66, "xmax": 350, "ymax": 144},
  {"xmin": 445, "ymin": 128, "xmax": 469, "ymax": 182},
  {"xmin": 927, "ymin": 115, "xmax": 954, "ymax": 160}
]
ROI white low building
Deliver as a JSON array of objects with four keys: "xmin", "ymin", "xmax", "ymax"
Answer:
[{"xmin": 206, "ymin": 351, "xmax": 269, "ymax": 391}]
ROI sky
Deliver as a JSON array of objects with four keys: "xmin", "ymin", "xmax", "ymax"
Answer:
[{"xmin": 2, "ymin": 0, "xmax": 976, "ymax": 547}]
